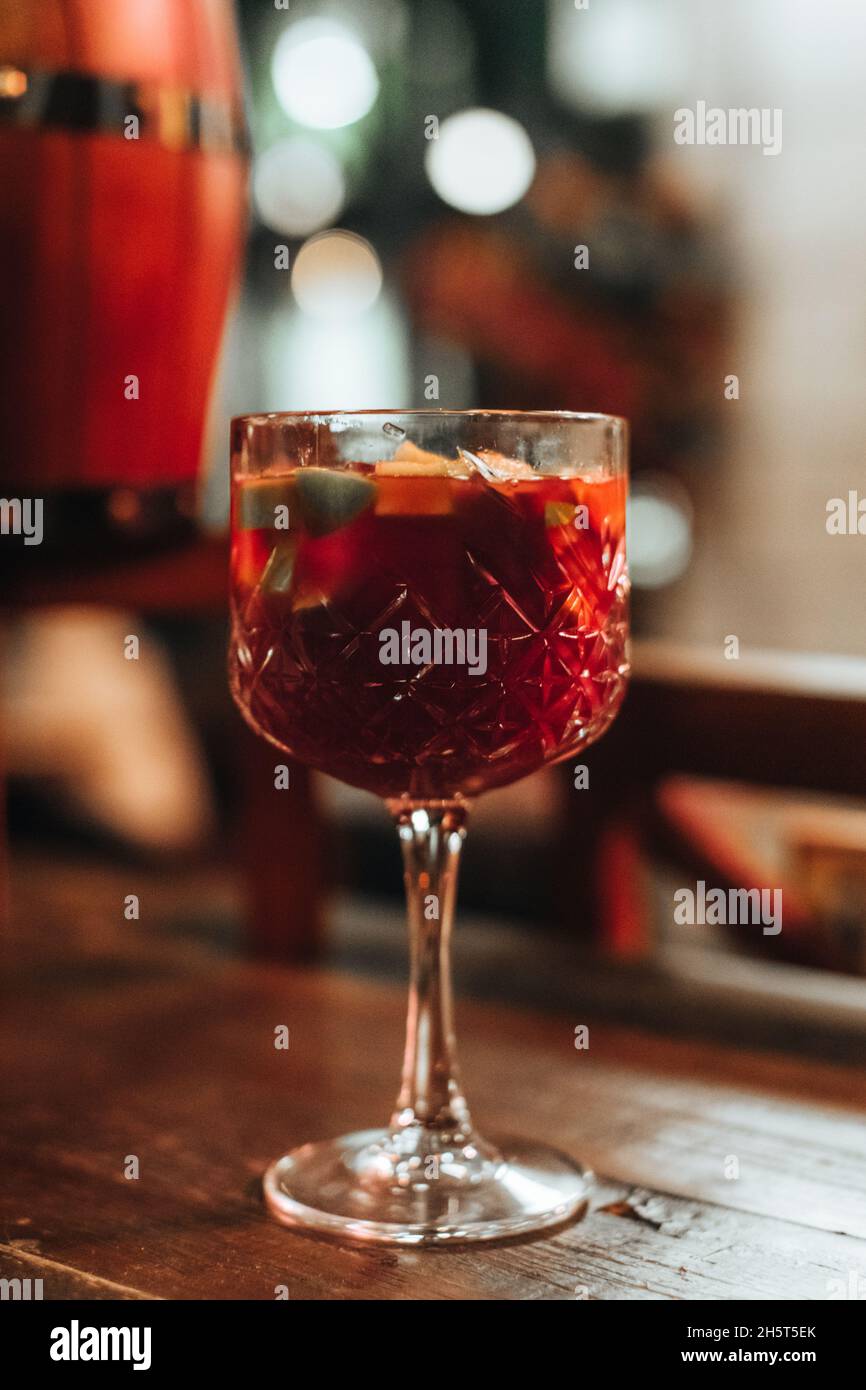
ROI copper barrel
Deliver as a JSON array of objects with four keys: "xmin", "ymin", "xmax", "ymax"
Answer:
[{"xmin": 0, "ymin": 0, "xmax": 247, "ymax": 515}]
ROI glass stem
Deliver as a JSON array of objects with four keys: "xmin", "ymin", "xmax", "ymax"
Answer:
[{"xmin": 387, "ymin": 801, "xmax": 472, "ymax": 1140}]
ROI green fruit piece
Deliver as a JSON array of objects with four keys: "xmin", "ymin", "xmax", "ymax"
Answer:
[
  {"xmin": 545, "ymin": 501, "xmax": 576, "ymax": 527},
  {"xmin": 238, "ymin": 477, "xmax": 295, "ymax": 531},
  {"xmin": 259, "ymin": 541, "xmax": 296, "ymax": 594},
  {"xmin": 294, "ymin": 467, "xmax": 376, "ymax": 537}
]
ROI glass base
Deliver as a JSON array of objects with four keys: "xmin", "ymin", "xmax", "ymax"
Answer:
[{"xmin": 263, "ymin": 1127, "xmax": 593, "ymax": 1245}]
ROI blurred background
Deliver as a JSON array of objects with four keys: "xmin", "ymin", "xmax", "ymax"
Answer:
[{"xmin": 3, "ymin": 0, "xmax": 866, "ymax": 1056}]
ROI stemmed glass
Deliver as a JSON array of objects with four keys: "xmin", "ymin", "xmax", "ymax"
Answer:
[{"xmin": 229, "ymin": 410, "xmax": 629, "ymax": 1244}]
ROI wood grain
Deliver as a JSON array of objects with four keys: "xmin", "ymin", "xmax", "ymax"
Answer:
[{"xmin": 3, "ymin": 881, "xmax": 866, "ymax": 1300}]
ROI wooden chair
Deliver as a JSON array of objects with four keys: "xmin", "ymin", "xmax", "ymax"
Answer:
[{"xmin": 556, "ymin": 640, "xmax": 866, "ymax": 967}]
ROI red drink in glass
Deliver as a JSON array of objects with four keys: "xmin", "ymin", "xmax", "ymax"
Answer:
[
  {"xmin": 231, "ymin": 463, "xmax": 627, "ymax": 800},
  {"xmin": 228, "ymin": 411, "xmax": 629, "ymax": 1246}
]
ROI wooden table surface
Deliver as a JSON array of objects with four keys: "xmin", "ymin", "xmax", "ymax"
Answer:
[{"xmin": 3, "ymin": 863, "xmax": 866, "ymax": 1301}]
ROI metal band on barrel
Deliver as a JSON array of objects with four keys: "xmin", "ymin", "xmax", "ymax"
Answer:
[{"xmin": 0, "ymin": 65, "xmax": 249, "ymax": 156}]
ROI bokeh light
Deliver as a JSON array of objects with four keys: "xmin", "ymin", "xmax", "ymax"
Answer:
[
  {"xmin": 265, "ymin": 299, "xmax": 410, "ymax": 410},
  {"xmin": 425, "ymin": 108, "xmax": 536, "ymax": 215},
  {"xmin": 291, "ymin": 231, "xmax": 383, "ymax": 319},
  {"xmin": 272, "ymin": 19, "xmax": 380, "ymax": 131},
  {"xmin": 627, "ymin": 474, "xmax": 693, "ymax": 588},
  {"xmin": 548, "ymin": 0, "xmax": 687, "ymax": 114},
  {"xmin": 253, "ymin": 137, "xmax": 346, "ymax": 238}
]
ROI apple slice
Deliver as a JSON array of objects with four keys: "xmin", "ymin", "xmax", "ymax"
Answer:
[
  {"xmin": 374, "ymin": 439, "xmax": 467, "ymax": 476},
  {"xmin": 237, "ymin": 476, "xmax": 295, "ymax": 530},
  {"xmin": 294, "ymin": 467, "xmax": 376, "ymax": 537},
  {"xmin": 544, "ymin": 500, "xmax": 577, "ymax": 528}
]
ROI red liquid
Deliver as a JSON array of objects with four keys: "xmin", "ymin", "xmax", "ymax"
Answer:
[{"xmin": 230, "ymin": 468, "xmax": 629, "ymax": 800}]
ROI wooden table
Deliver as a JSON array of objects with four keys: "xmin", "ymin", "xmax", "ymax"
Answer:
[{"xmin": 2, "ymin": 861, "xmax": 866, "ymax": 1301}]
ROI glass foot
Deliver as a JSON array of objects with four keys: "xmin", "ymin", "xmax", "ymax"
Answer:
[{"xmin": 263, "ymin": 1127, "xmax": 593, "ymax": 1245}]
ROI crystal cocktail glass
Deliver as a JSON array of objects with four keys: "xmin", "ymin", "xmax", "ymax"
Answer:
[{"xmin": 229, "ymin": 410, "xmax": 629, "ymax": 1244}]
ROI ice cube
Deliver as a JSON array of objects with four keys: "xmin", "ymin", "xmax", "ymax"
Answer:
[{"xmin": 457, "ymin": 448, "xmax": 535, "ymax": 482}]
